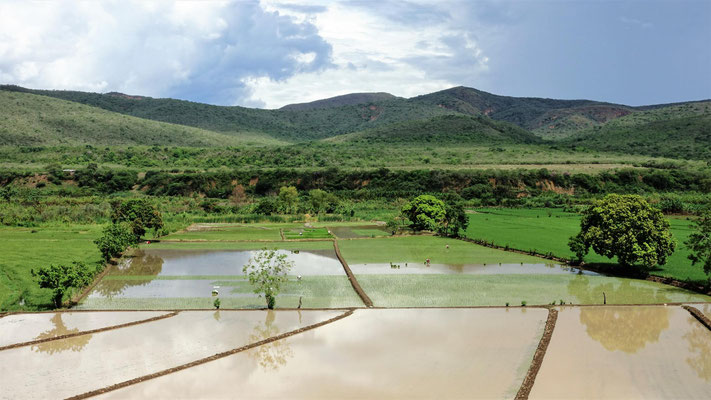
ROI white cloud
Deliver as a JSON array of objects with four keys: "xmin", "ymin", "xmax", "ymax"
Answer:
[
  {"xmin": 0, "ymin": 0, "xmax": 495, "ymax": 107},
  {"xmin": 252, "ymin": 0, "xmax": 492, "ymax": 108},
  {"xmin": 0, "ymin": 0, "xmax": 332, "ymax": 105}
]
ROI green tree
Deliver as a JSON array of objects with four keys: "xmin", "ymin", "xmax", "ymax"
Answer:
[
  {"xmin": 438, "ymin": 202, "xmax": 469, "ymax": 237},
  {"xmin": 686, "ymin": 210, "xmax": 711, "ymax": 277},
  {"xmin": 94, "ymin": 223, "xmax": 136, "ymax": 262},
  {"xmin": 111, "ymin": 199, "xmax": 163, "ymax": 240},
  {"xmin": 277, "ymin": 186, "xmax": 299, "ymax": 214},
  {"xmin": 569, "ymin": 194, "xmax": 676, "ymax": 269},
  {"xmin": 243, "ymin": 250, "xmax": 294, "ymax": 309},
  {"xmin": 33, "ymin": 262, "xmax": 92, "ymax": 308},
  {"xmin": 307, "ymin": 189, "xmax": 336, "ymax": 214},
  {"xmin": 401, "ymin": 195, "xmax": 446, "ymax": 232}
]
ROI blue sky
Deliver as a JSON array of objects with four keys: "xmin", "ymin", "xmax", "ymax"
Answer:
[{"xmin": 0, "ymin": 0, "xmax": 709, "ymax": 108}]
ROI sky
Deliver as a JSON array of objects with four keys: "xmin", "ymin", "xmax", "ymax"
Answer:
[{"xmin": 0, "ymin": 0, "xmax": 709, "ymax": 108}]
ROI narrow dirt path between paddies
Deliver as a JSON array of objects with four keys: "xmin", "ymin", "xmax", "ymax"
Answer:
[
  {"xmin": 66, "ymin": 309, "xmax": 355, "ymax": 400},
  {"xmin": 0, "ymin": 311, "xmax": 178, "ymax": 351},
  {"xmin": 515, "ymin": 308, "xmax": 558, "ymax": 400},
  {"xmin": 333, "ymin": 240, "xmax": 373, "ymax": 308},
  {"xmin": 683, "ymin": 305, "xmax": 711, "ymax": 331}
]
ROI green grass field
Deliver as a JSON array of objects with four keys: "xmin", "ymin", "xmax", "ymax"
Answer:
[
  {"xmin": 161, "ymin": 224, "xmax": 285, "ymax": 241},
  {"xmin": 356, "ymin": 274, "xmax": 710, "ymax": 307},
  {"xmin": 465, "ymin": 208, "xmax": 707, "ymax": 283},
  {"xmin": 0, "ymin": 225, "xmax": 103, "ymax": 310},
  {"xmin": 338, "ymin": 235, "xmax": 541, "ymax": 265},
  {"xmin": 283, "ymin": 227, "xmax": 332, "ymax": 240}
]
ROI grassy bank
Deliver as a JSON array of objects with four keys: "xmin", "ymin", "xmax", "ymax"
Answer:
[
  {"xmin": 0, "ymin": 225, "xmax": 103, "ymax": 310},
  {"xmin": 465, "ymin": 208, "xmax": 707, "ymax": 284}
]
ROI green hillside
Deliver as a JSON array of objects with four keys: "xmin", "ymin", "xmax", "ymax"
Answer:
[
  {"xmin": 565, "ymin": 113, "xmax": 711, "ymax": 160},
  {"xmin": 280, "ymin": 92, "xmax": 399, "ymax": 110},
  {"xmin": 328, "ymin": 114, "xmax": 541, "ymax": 144},
  {"xmin": 411, "ymin": 86, "xmax": 633, "ymax": 133},
  {"xmin": 0, "ymin": 91, "xmax": 277, "ymax": 146},
  {"xmin": 0, "ymin": 86, "xmax": 451, "ymax": 141}
]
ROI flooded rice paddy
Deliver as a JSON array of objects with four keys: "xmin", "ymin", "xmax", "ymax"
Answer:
[
  {"xmin": 106, "ymin": 248, "xmax": 343, "ymax": 277},
  {"xmin": 77, "ymin": 248, "xmax": 361, "ymax": 309},
  {"xmin": 327, "ymin": 225, "xmax": 389, "ymax": 239},
  {"xmin": 530, "ymin": 306, "xmax": 711, "ymax": 399},
  {"xmin": 0, "ymin": 310, "xmax": 340, "ymax": 400},
  {"xmin": 349, "ymin": 262, "xmax": 597, "ymax": 275},
  {"xmin": 100, "ymin": 308, "xmax": 547, "ymax": 399},
  {"xmin": 0, "ymin": 311, "xmax": 167, "ymax": 347}
]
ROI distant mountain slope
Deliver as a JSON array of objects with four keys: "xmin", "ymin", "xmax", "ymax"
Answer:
[
  {"xmin": 0, "ymin": 86, "xmax": 451, "ymax": 141},
  {"xmin": 411, "ymin": 86, "xmax": 636, "ymax": 139},
  {"xmin": 2, "ymin": 85, "xmax": 707, "ymax": 148},
  {"xmin": 280, "ymin": 92, "xmax": 398, "ymax": 110},
  {"xmin": 564, "ymin": 101, "xmax": 711, "ymax": 160},
  {"xmin": 0, "ymin": 91, "xmax": 274, "ymax": 146},
  {"xmin": 327, "ymin": 114, "xmax": 541, "ymax": 145}
]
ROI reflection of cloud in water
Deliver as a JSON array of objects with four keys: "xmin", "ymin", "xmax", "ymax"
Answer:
[
  {"xmin": 684, "ymin": 315, "xmax": 711, "ymax": 381},
  {"xmin": 247, "ymin": 310, "xmax": 293, "ymax": 371},
  {"xmin": 579, "ymin": 307, "xmax": 670, "ymax": 354},
  {"xmin": 31, "ymin": 313, "xmax": 91, "ymax": 354}
]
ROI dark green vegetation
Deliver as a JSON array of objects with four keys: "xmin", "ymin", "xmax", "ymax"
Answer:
[
  {"xmin": 686, "ymin": 209, "xmax": 711, "ymax": 275},
  {"xmin": 466, "ymin": 208, "xmax": 710, "ymax": 284},
  {"xmin": 569, "ymin": 195, "xmax": 676, "ymax": 268},
  {"xmin": 33, "ymin": 262, "xmax": 92, "ymax": 307}
]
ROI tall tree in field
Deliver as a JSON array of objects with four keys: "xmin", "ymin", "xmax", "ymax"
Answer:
[
  {"xmin": 401, "ymin": 195, "xmax": 446, "ymax": 232},
  {"xmin": 111, "ymin": 199, "xmax": 163, "ymax": 240},
  {"xmin": 568, "ymin": 194, "xmax": 676, "ymax": 269},
  {"xmin": 33, "ymin": 262, "xmax": 92, "ymax": 308},
  {"xmin": 278, "ymin": 186, "xmax": 299, "ymax": 214},
  {"xmin": 686, "ymin": 209, "xmax": 711, "ymax": 277},
  {"xmin": 243, "ymin": 250, "xmax": 294, "ymax": 309}
]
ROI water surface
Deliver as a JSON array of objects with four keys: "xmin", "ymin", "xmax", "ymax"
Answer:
[
  {"xmin": 101, "ymin": 308, "xmax": 547, "ymax": 399},
  {"xmin": 349, "ymin": 262, "xmax": 597, "ymax": 275},
  {"xmin": 530, "ymin": 306, "xmax": 711, "ymax": 399},
  {"xmin": 0, "ymin": 310, "xmax": 340, "ymax": 400}
]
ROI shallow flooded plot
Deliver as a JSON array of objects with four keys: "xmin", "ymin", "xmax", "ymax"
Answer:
[
  {"xmin": 349, "ymin": 262, "xmax": 596, "ymax": 275},
  {"xmin": 108, "ymin": 248, "xmax": 343, "ymax": 277},
  {"xmin": 101, "ymin": 308, "xmax": 547, "ymax": 399},
  {"xmin": 0, "ymin": 311, "xmax": 167, "ymax": 347},
  {"xmin": 530, "ymin": 306, "xmax": 711, "ymax": 399},
  {"xmin": 327, "ymin": 225, "xmax": 389, "ymax": 239},
  {"xmin": 161, "ymin": 224, "xmax": 284, "ymax": 241},
  {"xmin": 79, "ymin": 276, "xmax": 363, "ymax": 309},
  {"xmin": 0, "ymin": 310, "xmax": 341, "ymax": 400},
  {"xmin": 354, "ymin": 274, "xmax": 711, "ymax": 307}
]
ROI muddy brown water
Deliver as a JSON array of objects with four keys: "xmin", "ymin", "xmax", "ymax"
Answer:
[
  {"xmin": 100, "ymin": 308, "xmax": 547, "ymax": 399},
  {"xmin": 530, "ymin": 306, "xmax": 711, "ymax": 399},
  {"xmin": 110, "ymin": 249, "xmax": 343, "ymax": 277},
  {"xmin": 0, "ymin": 310, "xmax": 340, "ymax": 400},
  {"xmin": 0, "ymin": 311, "xmax": 167, "ymax": 348},
  {"xmin": 349, "ymin": 262, "xmax": 598, "ymax": 275}
]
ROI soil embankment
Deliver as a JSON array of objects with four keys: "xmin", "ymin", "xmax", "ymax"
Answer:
[
  {"xmin": 515, "ymin": 307, "xmax": 558, "ymax": 399},
  {"xmin": 333, "ymin": 240, "xmax": 374, "ymax": 307}
]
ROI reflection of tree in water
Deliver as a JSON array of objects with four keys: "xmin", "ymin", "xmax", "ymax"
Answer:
[
  {"xmin": 31, "ymin": 313, "xmax": 91, "ymax": 354},
  {"xmin": 568, "ymin": 276, "xmax": 671, "ymax": 353},
  {"xmin": 93, "ymin": 250, "xmax": 164, "ymax": 297},
  {"xmin": 567, "ymin": 275, "xmax": 672, "ymax": 305},
  {"xmin": 684, "ymin": 317, "xmax": 711, "ymax": 381},
  {"xmin": 247, "ymin": 311, "xmax": 293, "ymax": 371}
]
